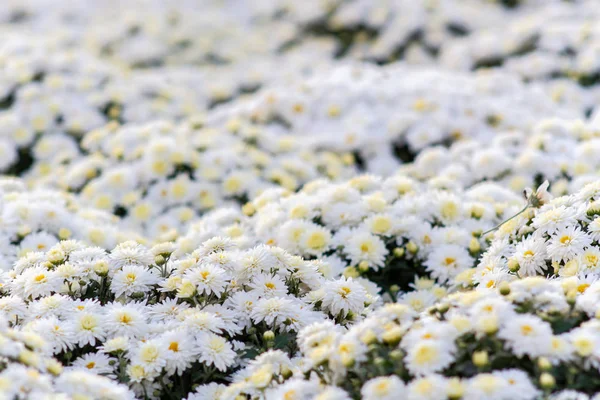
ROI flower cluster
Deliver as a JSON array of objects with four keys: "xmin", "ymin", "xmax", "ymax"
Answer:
[
  {"xmin": 472, "ymin": 180, "xmax": 600, "ymax": 286},
  {"xmin": 223, "ymin": 276, "xmax": 600, "ymax": 399},
  {"xmin": 441, "ymin": 0, "xmax": 600, "ymax": 88},
  {"xmin": 400, "ymin": 116, "xmax": 600, "ymax": 195},
  {"xmin": 228, "ymin": 175, "xmax": 523, "ymax": 298},
  {"xmin": 0, "ymin": 177, "xmax": 144, "ymax": 271},
  {"xmin": 24, "ymin": 117, "xmax": 358, "ymax": 237},
  {"xmin": 0, "ymin": 312, "xmax": 132, "ymax": 399},
  {"xmin": 212, "ymin": 63, "xmax": 586, "ymax": 174},
  {"xmin": 0, "ymin": 1, "xmax": 598, "ymax": 398},
  {"xmin": 0, "ymin": 238, "xmax": 378, "ymax": 398}
]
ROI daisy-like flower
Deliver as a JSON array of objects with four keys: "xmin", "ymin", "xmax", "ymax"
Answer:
[
  {"xmin": 404, "ymin": 340, "xmax": 455, "ymax": 376},
  {"xmin": 250, "ymin": 297, "xmax": 295, "ymax": 327},
  {"xmin": 110, "ymin": 264, "xmax": 159, "ymax": 298},
  {"xmin": 498, "ymin": 314, "xmax": 553, "ymax": 358},
  {"xmin": 547, "ymin": 226, "xmax": 592, "ymax": 263},
  {"xmin": 248, "ymin": 273, "xmax": 288, "ymax": 298},
  {"xmin": 159, "ymin": 330, "xmax": 196, "ymax": 376},
  {"xmin": 20, "ymin": 267, "xmax": 62, "ymax": 299},
  {"xmin": 361, "ymin": 376, "xmax": 405, "ymax": 400},
  {"xmin": 512, "ymin": 237, "xmax": 549, "ymax": 277},
  {"xmin": 344, "ymin": 231, "xmax": 387, "ymax": 270},
  {"xmin": 423, "ymin": 244, "xmax": 473, "ymax": 283},
  {"xmin": 110, "ymin": 241, "xmax": 154, "ymax": 269},
  {"xmin": 70, "ymin": 312, "xmax": 106, "ymax": 347},
  {"xmin": 71, "ymin": 353, "xmax": 115, "ymax": 376},
  {"xmin": 321, "ymin": 277, "xmax": 367, "ymax": 317},
  {"xmin": 104, "ymin": 303, "xmax": 148, "ymax": 338},
  {"xmin": 184, "ymin": 263, "xmax": 230, "ymax": 297},
  {"xmin": 196, "ymin": 332, "xmax": 237, "ymax": 372},
  {"xmin": 131, "ymin": 339, "xmax": 167, "ymax": 374}
]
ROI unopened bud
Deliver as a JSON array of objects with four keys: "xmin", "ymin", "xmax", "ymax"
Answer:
[
  {"xmin": 382, "ymin": 326, "xmax": 403, "ymax": 345},
  {"xmin": 358, "ymin": 260, "xmax": 370, "ymax": 272},
  {"xmin": 507, "ymin": 258, "xmax": 520, "ymax": 273},
  {"xmin": 393, "ymin": 247, "xmax": 405, "ymax": 258},
  {"xmin": 469, "ymin": 238, "xmax": 481, "ymax": 254},
  {"xmin": 406, "ymin": 241, "xmax": 418, "ymax": 254},
  {"xmin": 390, "ymin": 349, "xmax": 403, "ymax": 360},
  {"xmin": 540, "ymin": 373, "xmax": 555, "ymax": 389},
  {"xmin": 472, "ymin": 351, "xmax": 488, "ymax": 367},
  {"xmin": 242, "ymin": 203, "xmax": 255, "ymax": 216},
  {"xmin": 537, "ymin": 357, "xmax": 552, "ymax": 371},
  {"xmin": 343, "ymin": 266, "xmax": 359, "ymax": 279}
]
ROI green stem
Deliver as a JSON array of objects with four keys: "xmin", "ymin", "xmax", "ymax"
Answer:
[{"xmin": 481, "ymin": 204, "xmax": 530, "ymax": 237}]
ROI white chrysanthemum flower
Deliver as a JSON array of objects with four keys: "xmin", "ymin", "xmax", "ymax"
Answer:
[
  {"xmin": 132, "ymin": 339, "xmax": 167, "ymax": 374},
  {"xmin": 404, "ymin": 340, "xmax": 455, "ymax": 376},
  {"xmin": 424, "ymin": 244, "xmax": 473, "ymax": 283},
  {"xmin": 110, "ymin": 241, "xmax": 154, "ymax": 269},
  {"xmin": 406, "ymin": 374, "xmax": 448, "ymax": 400},
  {"xmin": 321, "ymin": 278, "xmax": 367, "ymax": 317},
  {"xmin": 498, "ymin": 314, "xmax": 553, "ymax": 358},
  {"xmin": 361, "ymin": 376, "xmax": 405, "ymax": 400},
  {"xmin": 344, "ymin": 231, "xmax": 387, "ymax": 269},
  {"xmin": 547, "ymin": 226, "xmax": 592, "ymax": 263},
  {"xmin": 512, "ymin": 237, "xmax": 549, "ymax": 277},
  {"xmin": 110, "ymin": 264, "xmax": 159, "ymax": 298},
  {"xmin": 104, "ymin": 302, "xmax": 148, "ymax": 338},
  {"xmin": 184, "ymin": 263, "xmax": 230, "ymax": 297},
  {"xmin": 20, "ymin": 267, "xmax": 62, "ymax": 299},
  {"xmin": 248, "ymin": 273, "xmax": 288, "ymax": 298},
  {"xmin": 70, "ymin": 312, "xmax": 106, "ymax": 347},
  {"xmin": 71, "ymin": 353, "xmax": 115, "ymax": 376},
  {"xmin": 197, "ymin": 333, "xmax": 236, "ymax": 372},
  {"xmin": 250, "ymin": 297, "xmax": 295, "ymax": 327}
]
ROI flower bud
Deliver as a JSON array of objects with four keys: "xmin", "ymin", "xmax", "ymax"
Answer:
[
  {"xmin": 472, "ymin": 351, "xmax": 488, "ymax": 367},
  {"xmin": 437, "ymin": 303, "xmax": 450, "ymax": 314},
  {"xmin": 343, "ymin": 266, "xmax": 359, "ymax": 279},
  {"xmin": 469, "ymin": 238, "xmax": 481, "ymax": 254},
  {"xmin": 499, "ymin": 281, "xmax": 511, "ymax": 296},
  {"xmin": 447, "ymin": 378, "xmax": 464, "ymax": 400},
  {"xmin": 263, "ymin": 331, "xmax": 275, "ymax": 341},
  {"xmin": 58, "ymin": 227, "xmax": 72, "ymax": 240},
  {"xmin": 242, "ymin": 203, "xmax": 255, "ymax": 216},
  {"xmin": 507, "ymin": 258, "xmax": 520, "ymax": 273},
  {"xmin": 358, "ymin": 261, "xmax": 370, "ymax": 273},
  {"xmin": 406, "ymin": 241, "xmax": 418, "ymax": 254},
  {"xmin": 393, "ymin": 247, "xmax": 405, "ymax": 258},
  {"xmin": 374, "ymin": 357, "xmax": 386, "ymax": 367},
  {"xmin": 537, "ymin": 357, "xmax": 552, "ymax": 371},
  {"xmin": 390, "ymin": 349, "xmax": 403, "ymax": 360},
  {"xmin": 47, "ymin": 248, "xmax": 65, "ymax": 264},
  {"xmin": 94, "ymin": 260, "xmax": 108, "ymax": 276},
  {"xmin": 382, "ymin": 326, "xmax": 403, "ymax": 345},
  {"xmin": 281, "ymin": 366, "xmax": 293, "ymax": 379},
  {"xmin": 540, "ymin": 373, "xmax": 555, "ymax": 389},
  {"xmin": 340, "ymin": 355, "xmax": 354, "ymax": 368},
  {"xmin": 360, "ymin": 330, "xmax": 377, "ymax": 346}
]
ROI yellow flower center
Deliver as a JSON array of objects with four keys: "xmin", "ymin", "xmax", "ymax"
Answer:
[
  {"xmin": 444, "ymin": 257, "xmax": 456, "ymax": 267},
  {"xmin": 520, "ymin": 325, "xmax": 533, "ymax": 336},
  {"xmin": 559, "ymin": 235, "xmax": 572, "ymax": 245}
]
